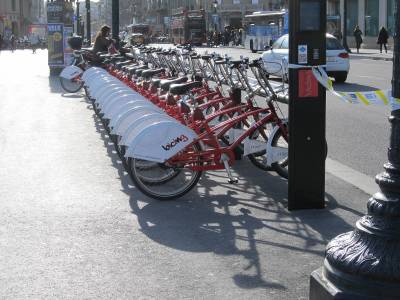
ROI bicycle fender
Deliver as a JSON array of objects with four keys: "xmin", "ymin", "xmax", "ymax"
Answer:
[
  {"xmin": 125, "ymin": 121, "xmax": 198, "ymax": 163},
  {"xmin": 60, "ymin": 65, "xmax": 83, "ymax": 80}
]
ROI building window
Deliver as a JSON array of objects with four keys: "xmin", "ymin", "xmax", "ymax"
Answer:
[
  {"xmin": 11, "ymin": 0, "xmax": 16, "ymax": 11},
  {"xmin": 365, "ymin": 0, "xmax": 379, "ymax": 36},
  {"xmin": 387, "ymin": 0, "xmax": 396, "ymax": 36},
  {"xmin": 346, "ymin": 0, "xmax": 358, "ymax": 35}
]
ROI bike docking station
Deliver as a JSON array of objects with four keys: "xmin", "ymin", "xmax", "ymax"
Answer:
[{"xmin": 288, "ymin": 0, "xmax": 327, "ymax": 210}]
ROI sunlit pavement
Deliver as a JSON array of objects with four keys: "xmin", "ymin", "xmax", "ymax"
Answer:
[{"xmin": 0, "ymin": 49, "xmax": 370, "ymax": 299}]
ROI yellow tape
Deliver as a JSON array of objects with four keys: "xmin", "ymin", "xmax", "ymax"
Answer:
[
  {"xmin": 375, "ymin": 90, "xmax": 389, "ymax": 105},
  {"xmin": 355, "ymin": 92, "xmax": 370, "ymax": 105},
  {"xmin": 310, "ymin": 66, "xmax": 400, "ymax": 110}
]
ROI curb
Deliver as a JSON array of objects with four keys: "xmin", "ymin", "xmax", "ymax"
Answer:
[{"xmin": 350, "ymin": 54, "xmax": 393, "ymax": 62}]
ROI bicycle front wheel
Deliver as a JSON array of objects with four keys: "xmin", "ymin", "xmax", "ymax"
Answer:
[
  {"xmin": 128, "ymin": 144, "xmax": 202, "ymax": 200},
  {"xmin": 59, "ymin": 76, "xmax": 84, "ymax": 93}
]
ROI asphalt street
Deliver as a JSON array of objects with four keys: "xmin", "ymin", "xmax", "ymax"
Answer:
[{"xmin": 0, "ymin": 49, "xmax": 388, "ymax": 299}]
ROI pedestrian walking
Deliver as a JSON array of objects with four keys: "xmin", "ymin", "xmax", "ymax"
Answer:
[
  {"xmin": 0, "ymin": 34, "xmax": 3, "ymax": 53},
  {"xmin": 353, "ymin": 25, "xmax": 363, "ymax": 54},
  {"xmin": 10, "ymin": 34, "xmax": 16, "ymax": 52},
  {"xmin": 377, "ymin": 26, "xmax": 389, "ymax": 53},
  {"xmin": 29, "ymin": 33, "xmax": 39, "ymax": 54}
]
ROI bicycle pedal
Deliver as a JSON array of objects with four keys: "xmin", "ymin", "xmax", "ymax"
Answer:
[{"xmin": 228, "ymin": 177, "xmax": 239, "ymax": 184}]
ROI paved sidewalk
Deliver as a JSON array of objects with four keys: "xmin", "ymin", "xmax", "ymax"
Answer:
[
  {"xmin": 0, "ymin": 49, "xmax": 377, "ymax": 299},
  {"xmin": 349, "ymin": 48, "xmax": 393, "ymax": 61}
]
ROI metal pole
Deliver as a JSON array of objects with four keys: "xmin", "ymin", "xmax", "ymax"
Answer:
[
  {"xmin": 76, "ymin": 1, "xmax": 80, "ymax": 35},
  {"xmin": 112, "ymin": 0, "xmax": 119, "ymax": 41},
  {"xmin": 342, "ymin": 0, "xmax": 351, "ymax": 52},
  {"xmin": 85, "ymin": 0, "xmax": 91, "ymax": 44},
  {"xmin": 310, "ymin": 1, "xmax": 400, "ymax": 298},
  {"xmin": 288, "ymin": 0, "xmax": 326, "ymax": 210}
]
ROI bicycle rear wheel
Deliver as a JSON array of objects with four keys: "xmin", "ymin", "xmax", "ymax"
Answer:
[
  {"xmin": 270, "ymin": 127, "xmax": 289, "ymax": 179},
  {"xmin": 247, "ymin": 124, "xmax": 275, "ymax": 171},
  {"xmin": 59, "ymin": 76, "xmax": 84, "ymax": 93},
  {"xmin": 128, "ymin": 144, "xmax": 202, "ymax": 200}
]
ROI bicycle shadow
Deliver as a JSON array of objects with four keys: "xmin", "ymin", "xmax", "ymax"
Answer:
[{"xmin": 87, "ymin": 101, "xmax": 364, "ymax": 293}]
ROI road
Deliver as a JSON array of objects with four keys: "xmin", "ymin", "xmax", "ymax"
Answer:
[{"xmin": 153, "ymin": 44, "xmax": 393, "ymax": 178}]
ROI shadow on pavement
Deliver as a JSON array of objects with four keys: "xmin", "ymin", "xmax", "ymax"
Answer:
[
  {"xmin": 84, "ymin": 94, "xmax": 361, "ymax": 292},
  {"xmin": 48, "ymin": 75, "xmax": 64, "ymax": 94},
  {"xmin": 333, "ymin": 82, "xmax": 379, "ymax": 92}
]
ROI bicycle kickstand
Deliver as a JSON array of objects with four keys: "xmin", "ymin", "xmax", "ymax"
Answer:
[{"xmin": 220, "ymin": 154, "xmax": 239, "ymax": 184}]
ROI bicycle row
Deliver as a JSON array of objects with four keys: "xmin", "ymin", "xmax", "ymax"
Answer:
[{"xmin": 60, "ymin": 45, "xmax": 289, "ymax": 200}]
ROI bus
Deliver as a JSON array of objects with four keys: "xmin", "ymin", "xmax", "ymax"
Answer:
[
  {"xmin": 243, "ymin": 10, "xmax": 288, "ymax": 52},
  {"xmin": 170, "ymin": 9, "xmax": 206, "ymax": 46},
  {"xmin": 127, "ymin": 23, "xmax": 152, "ymax": 43}
]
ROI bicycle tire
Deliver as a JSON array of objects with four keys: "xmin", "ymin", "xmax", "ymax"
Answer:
[
  {"xmin": 128, "ymin": 144, "xmax": 202, "ymax": 200},
  {"xmin": 59, "ymin": 76, "xmax": 84, "ymax": 93},
  {"xmin": 271, "ymin": 128, "xmax": 328, "ymax": 180},
  {"xmin": 131, "ymin": 160, "xmax": 182, "ymax": 184},
  {"xmin": 270, "ymin": 126, "xmax": 288, "ymax": 179},
  {"xmin": 247, "ymin": 127, "xmax": 274, "ymax": 172}
]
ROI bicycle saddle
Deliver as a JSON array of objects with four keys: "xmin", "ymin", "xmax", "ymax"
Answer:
[
  {"xmin": 249, "ymin": 59, "xmax": 262, "ymax": 68},
  {"xmin": 99, "ymin": 53, "xmax": 112, "ymax": 59},
  {"xmin": 110, "ymin": 56, "xmax": 125, "ymax": 63},
  {"xmin": 116, "ymin": 60, "xmax": 133, "ymax": 70},
  {"xmin": 129, "ymin": 66, "xmax": 148, "ymax": 76},
  {"xmin": 141, "ymin": 68, "xmax": 165, "ymax": 79},
  {"xmin": 160, "ymin": 76, "xmax": 188, "ymax": 92},
  {"xmin": 135, "ymin": 68, "xmax": 149, "ymax": 77},
  {"xmin": 229, "ymin": 60, "xmax": 242, "ymax": 68},
  {"xmin": 169, "ymin": 81, "xmax": 203, "ymax": 96},
  {"xmin": 151, "ymin": 79, "xmax": 161, "ymax": 88},
  {"xmin": 122, "ymin": 64, "xmax": 139, "ymax": 72},
  {"xmin": 214, "ymin": 59, "xmax": 227, "ymax": 65}
]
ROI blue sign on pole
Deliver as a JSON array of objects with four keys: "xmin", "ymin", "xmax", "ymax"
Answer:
[{"xmin": 212, "ymin": 14, "xmax": 219, "ymax": 25}]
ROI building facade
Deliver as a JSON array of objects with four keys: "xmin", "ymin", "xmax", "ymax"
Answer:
[
  {"xmin": 328, "ymin": 0, "xmax": 396, "ymax": 49},
  {"xmin": 0, "ymin": 0, "xmax": 47, "ymax": 39}
]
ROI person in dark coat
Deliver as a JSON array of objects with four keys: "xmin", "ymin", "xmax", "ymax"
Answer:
[
  {"xmin": 353, "ymin": 25, "xmax": 363, "ymax": 53},
  {"xmin": 377, "ymin": 26, "xmax": 389, "ymax": 53}
]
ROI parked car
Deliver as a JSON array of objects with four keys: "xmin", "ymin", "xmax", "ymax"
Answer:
[{"xmin": 261, "ymin": 33, "xmax": 350, "ymax": 83}]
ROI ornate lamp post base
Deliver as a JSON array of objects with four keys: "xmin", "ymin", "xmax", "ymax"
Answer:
[
  {"xmin": 310, "ymin": 0, "xmax": 400, "ymax": 297},
  {"xmin": 309, "ymin": 111, "xmax": 400, "ymax": 300}
]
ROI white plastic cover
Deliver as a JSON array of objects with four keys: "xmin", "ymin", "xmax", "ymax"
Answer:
[
  {"xmin": 96, "ymin": 88, "xmax": 132, "ymax": 107},
  {"xmin": 82, "ymin": 68, "xmax": 106, "ymax": 82},
  {"xmin": 110, "ymin": 106, "xmax": 164, "ymax": 135},
  {"xmin": 101, "ymin": 93, "xmax": 146, "ymax": 114},
  {"xmin": 119, "ymin": 113, "xmax": 174, "ymax": 146},
  {"xmin": 104, "ymin": 99, "xmax": 151, "ymax": 120},
  {"xmin": 98, "ymin": 90, "xmax": 137, "ymax": 109},
  {"xmin": 92, "ymin": 83, "xmax": 122, "ymax": 100},
  {"xmin": 60, "ymin": 65, "xmax": 83, "ymax": 80},
  {"xmin": 125, "ymin": 121, "xmax": 198, "ymax": 163}
]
